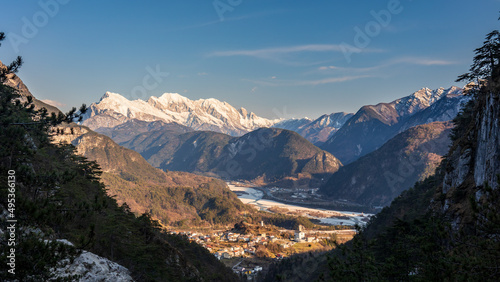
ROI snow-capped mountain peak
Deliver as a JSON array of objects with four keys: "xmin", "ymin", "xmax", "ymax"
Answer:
[
  {"xmin": 99, "ymin": 91, "xmax": 128, "ymax": 102},
  {"xmin": 393, "ymin": 86, "xmax": 463, "ymax": 117},
  {"xmin": 313, "ymin": 112, "xmax": 353, "ymax": 128},
  {"xmin": 155, "ymin": 93, "xmax": 189, "ymax": 103}
]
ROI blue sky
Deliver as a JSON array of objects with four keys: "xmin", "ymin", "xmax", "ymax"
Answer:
[{"xmin": 0, "ymin": 0, "xmax": 498, "ymax": 119}]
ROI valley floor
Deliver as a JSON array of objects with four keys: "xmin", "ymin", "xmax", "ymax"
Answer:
[{"xmin": 161, "ymin": 183, "xmax": 361, "ymax": 279}]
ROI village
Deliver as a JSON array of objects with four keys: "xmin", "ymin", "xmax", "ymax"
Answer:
[{"xmin": 169, "ymin": 222, "xmax": 356, "ymax": 279}]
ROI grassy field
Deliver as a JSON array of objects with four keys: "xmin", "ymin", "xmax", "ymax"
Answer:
[{"xmin": 290, "ymin": 242, "xmax": 325, "ymax": 253}]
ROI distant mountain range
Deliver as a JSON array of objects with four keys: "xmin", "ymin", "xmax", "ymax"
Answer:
[
  {"xmin": 81, "ymin": 92, "xmax": 278, "ymax": 136},
  {"xmin": 273, "ymin": 112, "xmax": 354, "ymax": 145},
  {"xmin": 121, "ymin": 127, "xmax": 342, "ymax": 187},
  {"xmin": 321, "ymin": 87, "xmax": 468, "ymax": 164},
  {"xmin": 81, "ymin": 91, "xmax": 357, "ymax": 144},
  {"xmin": 84, "ymin": 87, "xmax": 466, "ymax": 158},
  {"xmin": 83, "ymin": 86, "xmax": 469, "ymax": 194}
]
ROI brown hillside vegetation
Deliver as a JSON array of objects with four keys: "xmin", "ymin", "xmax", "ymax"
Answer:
[{"xmin": 51, "ymin": 123, "xmax": 250, "ymax": 226}]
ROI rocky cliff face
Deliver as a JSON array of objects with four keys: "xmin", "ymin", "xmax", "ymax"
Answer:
[
  {"xmin": 474, "ymin": 92, "xmax": 500, "ymax": 188},
  {"xmin": 51, "ymin": 124, "xmax": 91, "ymax": 145},
  {"xmin": 439, "ymin": 89, "xmax": 500, "ymax": 229}
]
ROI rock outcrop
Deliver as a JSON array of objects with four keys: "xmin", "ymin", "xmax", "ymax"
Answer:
[{"xmin": 52, "ymin": 240, "xmax": 134, "ymax": 282}]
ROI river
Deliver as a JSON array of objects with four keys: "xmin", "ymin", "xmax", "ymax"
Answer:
[{"xmin": 227, "ymin": 184, "xmax": 372, "ymax": 226}]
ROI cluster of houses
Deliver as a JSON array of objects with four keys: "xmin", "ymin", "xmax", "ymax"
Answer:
[
  {"xmin": 170, "ymin": 231, "xmax": 279, "ymax": 259},
  {"xmin": 170, "ymin": 225, "xmax": 322, "ymax": 261}
]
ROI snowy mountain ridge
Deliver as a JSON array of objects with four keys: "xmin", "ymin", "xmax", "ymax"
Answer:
[
  {"xmin": 321, "ymin": 86, "xmax": 467, "ymax": 164},
  {"xmin": 393, "ymin": 86, "xmax": 462, "ymax": 117},
  {"xmin": 81, "ymin": 92, "xmax": 279, "ymax": 136},
  {"xmin": 81, "ymin": 86, "xmax": 463, "ymax": 141}
]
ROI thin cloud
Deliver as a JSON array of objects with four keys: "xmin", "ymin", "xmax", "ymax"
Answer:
[
  {"xmin": 210, "ymin": 44, "xmax": 382, "ymax": 58},
  {"xmin": 317, "ymin": 56, "xmax": 456, "ymax": 72},
  {"xmin": 317, "ymin": 65, "xmax": 383, "ymax": 73},
  {"xmin": 247, "ymin": 75, "xmax": 371, "ymax": 87},
  {"xmin": 210, "ymin": 44, "xmax": 384, "ymax": 66},
  {"xmin": 171, "ymin": 10, "xmax": 285, "ymax": 31},
  {"xmin": 198, "ymin": 72, "xmax": 208, "ymax": 76},
  {"xmin": 41, "ymin": 99, "xmax": 66, "ymax": 108},
  {"xmin": 318, "ymin": 66, "xmax": 336, "ymax": 70},
  {"xmin": 393, "ymin": 57, "xmax": 456, "ymax": 66}
]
